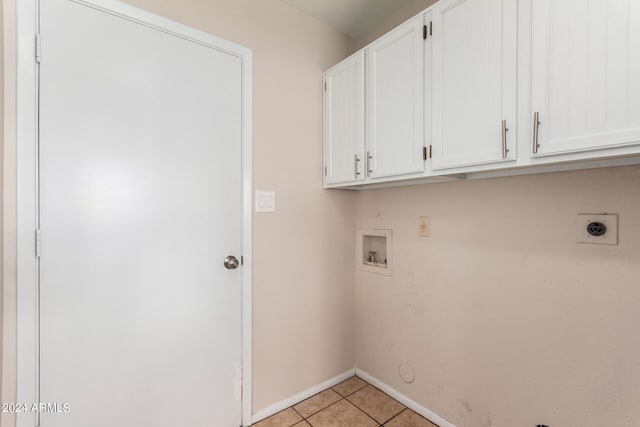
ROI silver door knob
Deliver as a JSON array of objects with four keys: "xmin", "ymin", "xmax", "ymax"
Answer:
[{"xmin": 224, "ymin": 255, "xmax": 240, "ymax": 270}]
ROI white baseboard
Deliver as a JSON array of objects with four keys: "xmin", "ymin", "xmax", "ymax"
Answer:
[
  {"xmin": 355, "ymin": 368, "xmax": 457, "ymax": 427},
  {"xmin": 251, "ymin": 368, "xmax": 356, "ymax": 424},
  {"xmin": 250, "ymin": 367, "xmax": 455, "ymax": 427}
]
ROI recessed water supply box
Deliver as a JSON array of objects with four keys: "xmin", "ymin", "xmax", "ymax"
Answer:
[{"xmin": 357, "ymin": 229, "xmax": 392, "ymax": 276}]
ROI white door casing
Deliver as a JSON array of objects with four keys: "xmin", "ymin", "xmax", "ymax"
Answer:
[{"xmin": 16, "ymin": 0, "xmax": 253, "ymax": 426}]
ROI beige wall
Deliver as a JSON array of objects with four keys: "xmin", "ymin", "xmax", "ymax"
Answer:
[
  {"xmin": 1, "ymin": 0, "xmax": 356, "ymax": 417},
  {"xmin": 355, "ymin": 166, "xmax": 640, "ymax": 427}
]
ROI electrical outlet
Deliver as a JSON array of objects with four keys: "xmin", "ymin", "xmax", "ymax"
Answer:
[
  {"xmin": 419, "ymin": 216, "xmax": 430, "ymax": 237},
  {"xmin": 577, "ymin": 213, "xmax": 618, "ymax": 245}
]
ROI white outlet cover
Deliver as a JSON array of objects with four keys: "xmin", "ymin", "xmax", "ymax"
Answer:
[{"xmin": 577, "ymin": 214, "xmax": 618, "ymax": 245}]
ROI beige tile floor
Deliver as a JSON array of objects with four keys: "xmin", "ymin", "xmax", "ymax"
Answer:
[{"xmin": 252, "ymin": 376, "xmax": 438, "ymax": 427}]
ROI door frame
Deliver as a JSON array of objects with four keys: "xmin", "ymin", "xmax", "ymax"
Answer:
[{"xmin": 10, "ymin": 1, "xmax": 253, "ymax": 425}]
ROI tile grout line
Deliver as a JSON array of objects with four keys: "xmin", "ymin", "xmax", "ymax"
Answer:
[
  {"xmin": 297, "ymin": 381, "xmax": 369, "ymax": 423},
  {"xmin": 304, "ymin": 396, "xmax": 383, "ymax": 427},
  {"xmin": 293, "ymin": 386, "xmax": 350, "ymax": 421},
  {"xmin": 345, "ymin": 384, "xmax": 406, "ymax": 426},
  {"xmin": 290, "ymin": 387, "xmax": 342, "ymax": 422},
  {"xmin": 300, "ymin": 381, "xmax": 378, "ymax": 427},
  {"xmin": 332, "ymin": 382, "xmax": 381, "ymax": 425},
  {"xmin": 382, "ymin": 407, "xmax": 409, "ymax": 426},
  {"xmin": 257, "ymin": 377, "xmax": 394, "ymax": 427},
  {"xmin": 343, "ymin": 396, "xmax": 381, "ymax": 425},
  {"xmin": 290, "ymin": 406, "xmax": 304, "ymax": 425},
  {"xmin": 301, "ymin": 396, "xmax": 347, "ymax": 424},
  {"xmin": 256, "ymin": 377, "xmax": 438, "ymax": 427}
]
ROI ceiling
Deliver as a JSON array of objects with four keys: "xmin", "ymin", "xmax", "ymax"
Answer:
[{"xmin": 280, "ymin": 0, "xmax": 416, "ymax": 39}]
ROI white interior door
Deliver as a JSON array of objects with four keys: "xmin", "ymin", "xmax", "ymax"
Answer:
[{"xmin": 35, "ymin": 1, "xmax": 246, "ymax": 426}]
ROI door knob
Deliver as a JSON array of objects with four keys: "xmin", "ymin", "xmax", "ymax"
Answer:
[{"xmin": 224, "ymin": 255, "xmax": 240, "ymax": 270}]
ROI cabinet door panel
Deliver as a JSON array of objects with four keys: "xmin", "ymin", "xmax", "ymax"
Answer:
[
  {"xmin": 366, "ymin": 16, "xmax": 424, "ymax": 179},
  {"xmin": 431, "ymin": 0, "xmax": 517, "ymax": 170},
  {"xmin": 323, "ymin": 51, "xmax": 365, "ymax": 185},
  {"xmin": 531, "ymin": 0, "xmax": 640, "ymax": 155}
]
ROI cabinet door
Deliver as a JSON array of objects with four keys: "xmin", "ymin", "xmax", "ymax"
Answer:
[
  {"xmin": 431, "ymin": 0, "xmax": 517, "ymax": 170},
  {"xmin": 323, "ymin": 51, "xmax": 365, "ymax": 186},
  {"xmin": 366, "ymin": 16, "xmax": 425, "ymax": 179},
  {"xmin": 531, "ymin": 0, "xmax": 640, "ymax": 156}
]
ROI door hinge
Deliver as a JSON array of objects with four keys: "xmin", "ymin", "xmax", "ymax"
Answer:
[
  {"xmin": 422, "ymin": 146, "xmax": 427, "ymax": 160},
  {"xmin": 324, "ymin": 81, "xmax": 326, "ymax": 91},
  {"xmin": 35, "ymin": 228, "xmax": 41, "ymax": 258},
  {"xmin": 423, "ymin": 25, "xmax": 427, "ymax": 40},
  {"xmin": 324, "ymin": 166, "xmax": 327, "ymax": 176},
  {"xmin": 35, "ymin": 33, "xmax": 41, "ymax": 63},
  {"xmin": 430, "ymin": 22, "xmax": 433, "ymax": 36}
]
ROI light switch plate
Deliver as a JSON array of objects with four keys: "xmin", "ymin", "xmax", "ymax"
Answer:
[
  {"xmin": 577, "ymin": 213, "xmax": 618, "ymax": 245},
  {"xmin": 255, "ymin": 191, "xmax": 275, "ymax": 212}
]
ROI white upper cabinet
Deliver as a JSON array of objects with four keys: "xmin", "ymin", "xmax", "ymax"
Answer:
[
  {"xmin": 431, "ymin": 0, "xmax": 517, "ymax": 170},
  {"xmin": 322, "ymin": 0, "xmax": 640, "ymax": 189},
  {"xmin": 366, "ymin": 15, "xmax": 425, "ymax": 179},
  {"xmin": 323, "ymin": 51, "xmax": 365, "ymax": 186},
  {"xmin": 530, "ymin": 0, "xmax": 640, "ymax": 156}
]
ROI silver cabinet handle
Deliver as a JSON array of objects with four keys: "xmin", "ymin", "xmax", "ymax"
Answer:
[
  {"xmin": 354, "ymin": 154, "xmax": 361, "ymax": 179},
  {"xmin": 367, "ymin": 151, "xmax": 373, "ymax": 177},
  {"xmin": 532, "ymin": 111, "xmax": 541, "ymax": 154},
  {"xmin": 501, "ymin": 120, "xmax": 509, "ymax": 158}
]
